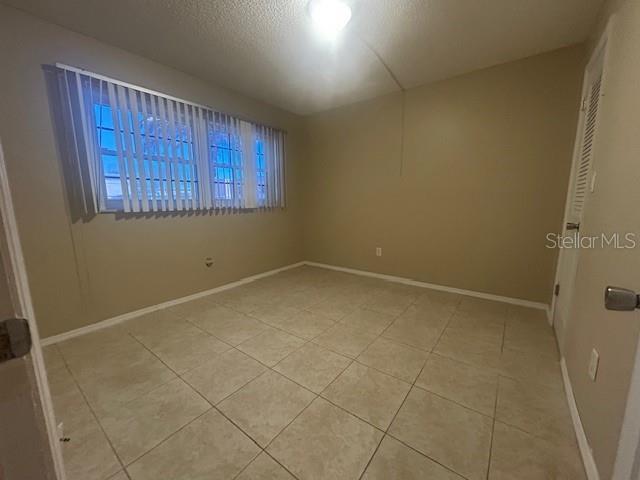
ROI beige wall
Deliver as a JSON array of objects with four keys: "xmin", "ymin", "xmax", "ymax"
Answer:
[
  {"xmin": 564, "ymin": 0, "xmax": 640, "ymax": 477},
  {"xmin": 0, "ymin": 254, "xmax": 13, "ymax": 318},
  {"xmin": 302, "ymin": 46, "xmax": 585, "ymax": 303},
  {"xmin": 0, "ymin": 7, "xmax": 587, "ymax": 333},
  {"xmin": 0, "ymin": 5, "xmax": 305, "ymax": 338}
]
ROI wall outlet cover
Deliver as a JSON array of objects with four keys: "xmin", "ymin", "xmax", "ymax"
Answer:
[{"xmin": 375, "ymin": 247, "xmax": 382, "ymax": 257}]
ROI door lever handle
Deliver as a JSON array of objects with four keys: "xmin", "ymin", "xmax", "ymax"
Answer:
[
  {"xmin": 605, "ymin": 286, "xmax": 640, "ymax": 311},
  {"xmin": 566, "ymin": 222, "xmax": 580, "ymax": 231},
  {"xmin": 0, "ymin": 318, "xmax": 31, "ymax": 363}
]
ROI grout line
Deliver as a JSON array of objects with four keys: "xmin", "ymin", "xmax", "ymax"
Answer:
[
  {"xmin": 125, "ymin": 407, "xmax": 215, "ymax": 469},
  {"xmin": 409, "ymin": 383, "xmax": 495, "ymax": 420},
  {"xmin": 357, "ymin": 430, "xmax": 385, "ymax": 480},
  {"xmin": 356, "ymin": 294, "xmax": 481, "ymax": 480},
  {"xmin": 486, "ymin": 373, "xmax": 502, "ymax": 479},
  {"xmin": 261, "ymin": 394, "xmax": 320, "ymax": 451},
  {"xmin": 55, "ymin": 353, "xmax": 128, "ymax": 473},
  {"xmin": 47, "ymin": 266, "xmax": 557, "ymax": 480},
  {"xmin": 383, "ymin": 431, "xmax": 471, "ymax": 480},
  {"xmin": 102, "ymin": 334, "xmax": 219, "ymax": 468},
  {"xmin": 157, "ymin": 284, "xmax": 456, "ymax": 473},
  {"xmin": 488, "ymin": 315, "xmax": 507, "ymax": 478},
  {"xmin": 261, "ymin": 450, "xmax": 302, "ymax": 480},
  {"xmin": 358, "ymin": 306, "xmax": 467, "ymax": 480}
]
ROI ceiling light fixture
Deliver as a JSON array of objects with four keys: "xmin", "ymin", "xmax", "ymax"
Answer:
[{"xmin": 309, "ymin": 0, "xmax": 352, "ymax": 38}]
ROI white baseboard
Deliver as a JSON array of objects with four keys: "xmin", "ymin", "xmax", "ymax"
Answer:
[
  {"xmin": 303, "ymin": 261, "xmax": 548, "ymax": 311},
  {"xmin": 43, "ymin": 259, "xmax": 550, "ymax": 346},
  {"xmin": 41, "ymin": 261, "xmax": 305, "ymax": 346},
  {"xmin": 561, "ymin": 358, "xmax": 601, "ymax": 480}
]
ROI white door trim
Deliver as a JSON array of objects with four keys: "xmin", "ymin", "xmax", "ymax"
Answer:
[
  {"xmin": 561, "ymin": 358, "xmax": 601, "ymax": 480},
  {"xmin": 613, "ymin": 338, "xmax": 640, "ymax": 480},
  {"xmin": 550, "ymin": 18, "xmax": 614, "ymax": 332},
  {"xmin": 0, "ymin": 138, "xmax": 66, "ymax": 479}
]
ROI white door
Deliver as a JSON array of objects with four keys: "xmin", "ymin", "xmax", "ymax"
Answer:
[
  {"xmin": 0, "ymin": 139, "xmax": 65, "ymax": 478},
  {"xmin": 552, "ymin": 38, "xmax": 607, "ymax": 352}
]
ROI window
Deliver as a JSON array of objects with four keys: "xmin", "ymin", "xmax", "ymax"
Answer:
[
  {"xmin": 55, "ymin": 65, "xmax": 285, "ymax": 214},
  {"xmin": 210, "ymin": 125, "xmax": 243, "ymax": 205}
]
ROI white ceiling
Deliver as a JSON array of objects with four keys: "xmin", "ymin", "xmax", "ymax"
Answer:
[{"xmin": 4, "ymin": 0, "xmax": 604, "ymax": 115}]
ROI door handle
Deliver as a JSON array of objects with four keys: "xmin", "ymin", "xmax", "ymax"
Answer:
[
  {"xmin": 0, "ymin": 318, "xmax": 31, "ymax": 363},
  {"xmin": 605, "ymin": 286, "xmax": 640, "ymax": 311},
  {"xmin": 566, "ymin": 222, "xmax": 580, "ymax": 231}
]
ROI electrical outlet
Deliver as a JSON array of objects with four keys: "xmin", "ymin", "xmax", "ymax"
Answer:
[
  {"xmin": 588, "ymin": 348, "xmax": 599, "ymax": 381},
  {"xmin": 376, "ymin": 247, "xmax": 382, "ymax": 257},
  {"xmin": 590, "ymin": 171, "xmax": 597, "ymax": 192}
]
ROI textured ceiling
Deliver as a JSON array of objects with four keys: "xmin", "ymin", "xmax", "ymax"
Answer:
[{"xmin": 4, "ymin": 0, "xmax": 604, "ymax": 114}]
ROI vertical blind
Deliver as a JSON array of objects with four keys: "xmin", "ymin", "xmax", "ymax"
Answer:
[{"xmin": 54, "ymin": 65, "xmax": 285, "ymax": 214}]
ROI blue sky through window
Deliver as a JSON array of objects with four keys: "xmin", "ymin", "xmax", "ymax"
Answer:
[{"xmin": 93, "ymin": 102, "xmax": 269, "ymax": 207}]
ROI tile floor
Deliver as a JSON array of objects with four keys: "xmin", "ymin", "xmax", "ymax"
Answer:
[{"xmin": 43, "ymin": 266, "xmax": 586, "ymax": 480}]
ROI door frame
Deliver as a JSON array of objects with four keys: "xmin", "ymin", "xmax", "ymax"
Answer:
[
  {"xmin": 0, "ymin": 137, "xmax": 66, "ymax": 478},
  {"xmin": 614, "ymin": 335, "xmax": 640, "ymax": 479},
  {"xmin": 550, "ymin": 20, "xmax": 613, "ymax": 340}
]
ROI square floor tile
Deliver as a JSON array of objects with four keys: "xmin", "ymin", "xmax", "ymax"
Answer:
[
  {"xmin": 131, "ymin": 320, "xmax": 231, "ymax": 374},
  {"xmin": 363, "ymin": 435, "xmax": 463, "ymax": 479},
  {"xmin": 322, "ymin": 362, "xmax": 411, "ymax": 430},
  {"xmin": 237, "ymin": 328, "xmax": 306, "ymax": 366},
  {"xmin": 489, "ymin": 422, "xmax": 585, "ymax": 480},
  {"xmin": 249, "ymin": 304, "xmax": 300, "ymax": 329},
  {"xmin": 181, "ymin": 349, "xmax": 266, "ymax": 404},
  {"xmin": 43, "ymin": 344, "xmax": 66, "ymax": 372},
  {"xmin": 446, "ymin": 312, "xmax": 505, "ymax": 343},
  {"xmin": 499, "ymin": 348, "xmax": 563, "ymax": 389},
  {"xmin": 75, "ymin": 353, "xmax": 177, "ymax": 418},
  {"xmin": 210, "ymin": 287, "xmax": 269, "ymax": 314},
  {"xmin": 503, "ymin": 324, "xmax": 558, "ymax": 359},
  {"xmin": 416, "ymin": 354, "xmax": 498, "ymax": 416},
  {"xmin": 340, "ymin": 308, "xmax": 396, "ymax": 335},
  {"xmin": 218, "ymin": 370, "xmax": 315, "ymax": 446},
  {"xmin": 313, "ymin": 323, "xmax": 378, "ymax": 358},
  {"xmin": 267, "ymin": 398, "xmax": 383, "ymax": 480},
  {"xmin": 357, "ymin": 337, "xmax": 429, "ymax": 383},
  {"xmin": 496, "ymin": 376, "xmax": 575, "ymax": 444},
  {"xmin": 187, "ymin": 304, "xmax": 269, "ymax": 346},
  {"xmin": 107, "ymin": 472, "xmax": 128, "ymax": 480},
  {"xmin": 276, "ymin": 310, "xmax": 336, "ymax": 340},
  {"xmin": 236, "ymin": 452, "xmax": 295, "ymax": 480},
  {"xmin": 162, "ymin": 296, "xmax": 219, "ymax": 318},
  {"xmin": 58, "ymin": 326, "xmax": 141, "ymax": 373},
  {"xmin": 274, "ymin": 343, "xmax": 351, "ymax": 393},
  {"xmin": 412, "ymin": 290, "xmax": 461, "ymax": 319},
  {"xmin": 124, "ymin": 311, "xmax": 186, "ymax": 345},
  {"xmin": 277, "ymin": 288, "xmax": 327, "ymax": 310},
  {"xmin": 48, "ymin": 365, "xmax": 77, "ymax": 401},
  {"xmin": 433, "ymin": 330, "xmax": 502, "ymax": 371},
  {"xmin": 126, "ymin": 409, "xmax": 259, "ymax": 479},
  {"xmin": 307, "ymin": 295, "xmax": 365, "ymax": 321},
  {"xmin": 57, "ymin": 388, "xmax": 121, "ymax": 480},
  {"xmin": 364, "ymin": 290, "xmax": 417, "ymax": 316},
  {"xmin": 100, "ymin": 378, "xmax": 210, "ymax": 464},
  {"xmin": 382, "ymin": 308, "xmax": 446, "ymax": 351},
  {"xmin": 63, "ymin": 340, "xmax": 151, "ymax": 382},
  {"xmin": 506, "ymin": 305, "xmax": 549, "ymax": 325},
  {"xmin": 389, "ymin": 387, "xmax": 493, "ymax": 480},
  {"xmin": 457, "ymin": 297, "xmax": 509, "ymax": 320}
]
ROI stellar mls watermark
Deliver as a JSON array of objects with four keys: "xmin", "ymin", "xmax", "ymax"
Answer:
[{"xmin": 546, "ymin": 232, "xmax": 637, "ymax": 249}]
